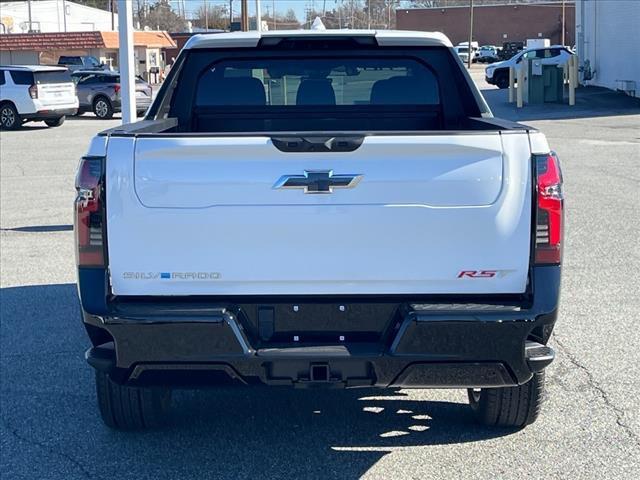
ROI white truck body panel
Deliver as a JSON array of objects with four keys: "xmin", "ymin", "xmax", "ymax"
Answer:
[
  {"xmin": 105, "ymin": 132, "xmax": 533, "ymax": 296},
  {"xmin": 184, "ymin": 29, "xmax": 453, "ymax": 50}
]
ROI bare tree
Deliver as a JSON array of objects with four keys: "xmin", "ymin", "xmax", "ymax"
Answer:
[
  {"xmin": 193, "ymin": 2, "xmax": 229, "ymax": 30},
  {"xmin": 131, "ymin": 0, "xmax": 187, "ymax": 32},
  {"xmin": 407, "ymin": 0, "xmax": 557, "ymax": 6},
  {"xmin": 306, "ymin": 0, "xmax": 398, "ymax": 30}
]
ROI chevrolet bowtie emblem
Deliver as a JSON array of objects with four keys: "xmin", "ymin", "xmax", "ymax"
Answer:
[{"xmin": 273, "ymin": 170, "xmax": 363, "ymax": 194}]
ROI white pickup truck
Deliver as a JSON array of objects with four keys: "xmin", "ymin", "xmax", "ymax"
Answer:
[{"xmin": 76, "ymin": 30, "xmax": 563, "ymax": 431}]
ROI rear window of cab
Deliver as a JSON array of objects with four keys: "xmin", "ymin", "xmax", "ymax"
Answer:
[{"xmin": 194, "ymin": 57, "xmax": 440, "ymax": 107}]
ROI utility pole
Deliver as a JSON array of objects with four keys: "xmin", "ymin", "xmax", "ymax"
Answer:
[
  {"xmin": 205, "ymin": 1, "xmax": 209, "ymax": 30},
  {"xmin": 561, "ymin": 0, "xmax": 566, "ymax": 46},
  {"xmin": 229, "ymin": 0, "xmax": 233, "ymax": 29},
  {"xmin": 62, "ymin": 0, "xmax": 67, "ymax": 32},
  {"xmin": 241, "ymin": 0, "xmax": 248, "ymax": 31},
  {"xmin": 27, "ymin": 0, "xmax": 33, "ymax": 32},
  {"xmin": 467, "ymin": 0, "xmax": 474, "ymax": 69},
  {"xmin": 273, "ymin": 0, "xmax": 276, "ymax": 29},
  {"xmin": 110, "ymin": 0, "xmax": 115, "ymax": 30},
  {"xmin": 367, "ymin": 0, "xmax": 371, "ymax": 29}
]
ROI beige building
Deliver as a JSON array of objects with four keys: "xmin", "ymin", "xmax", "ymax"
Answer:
[{"xmin": 0, "ymin": 30, "xmax": 175, "ymax": 80}]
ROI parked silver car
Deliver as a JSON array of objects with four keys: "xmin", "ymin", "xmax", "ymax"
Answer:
[{"xmin": 70, "ymin": 70, "xmax": 152, "ymax": 119}]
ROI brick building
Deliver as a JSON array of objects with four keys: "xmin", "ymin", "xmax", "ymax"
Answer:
[{"xmin": 396, "ymin": 2, "xmax": 575, "ymax": 47}]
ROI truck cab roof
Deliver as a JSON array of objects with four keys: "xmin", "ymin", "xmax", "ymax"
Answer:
[{"xmin": 183, "ymin": 29, "xmax": 453, "ymax": 50}]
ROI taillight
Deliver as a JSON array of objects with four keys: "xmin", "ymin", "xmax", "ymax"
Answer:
[
  {"xmin": 535, "ymin": 152, "xmax": 564, "ymax": 264},
  {"xmin": 75, "ymin": 156, "xmax": 105, "ymax": 267},
  {"xmin": 29, "ymin": 84, "xmax": 38, "ymax": 99},
  {"xmin": 114, "ymin": 84, "xmax": 121, "ymax": 94}
]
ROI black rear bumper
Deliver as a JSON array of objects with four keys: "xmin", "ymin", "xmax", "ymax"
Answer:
[
  {"xmin": 23, "ymin": 108, "xmax": 77, "ymax": 120},
  {"xmin": 81, "ymin": 267, "xmax": 560, "ymax": 389}
]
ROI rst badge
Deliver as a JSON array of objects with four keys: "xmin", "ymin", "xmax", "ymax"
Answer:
[{"xmin": 457, "ymin": 270, "xmax": 514, "ymax": 279}]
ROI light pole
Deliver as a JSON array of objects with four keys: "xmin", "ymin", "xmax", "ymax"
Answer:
[
  {"xmin": 118, "ymin": 0, "xmax": 136, "ymax": 124},
  {"xmin": 255, "ymin": 0, "xmax": 261, "ymax": 31}
]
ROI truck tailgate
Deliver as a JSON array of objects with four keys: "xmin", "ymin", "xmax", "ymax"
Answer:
[{"xmin": 106, "ymin": 133, "xmax": 532, "ymax": 296}]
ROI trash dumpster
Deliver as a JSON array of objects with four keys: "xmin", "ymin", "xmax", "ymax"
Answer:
[{"xmin": 527, "ymin": 59, "xmax": 564, "ymax": 104}]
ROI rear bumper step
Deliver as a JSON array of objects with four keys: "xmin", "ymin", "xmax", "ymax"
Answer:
[{"xmin": 525, "ymin": 341, "xmax": 555, "ymax": 372}]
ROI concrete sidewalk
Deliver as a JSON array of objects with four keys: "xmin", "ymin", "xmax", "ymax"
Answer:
[{"xmin": 482, "ymin": 85, "xmax": 640, "ymax": 122}]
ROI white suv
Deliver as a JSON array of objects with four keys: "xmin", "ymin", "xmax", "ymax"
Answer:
[
  {"xmin": 485, "ymin": 46, "xmax": 573, "ymax": 88},
  {"xmin": 0, "ymin": 65, "xmax": 78, "ymax": 129}
]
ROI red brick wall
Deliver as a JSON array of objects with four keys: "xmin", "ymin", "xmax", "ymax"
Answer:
[
  {"xmin": 396, "ymin": 3, "xmax": 575, "ymax": 47},
  {"xmin": 163, "ymin": 33, "xmax": 194, "ymax": 63}
]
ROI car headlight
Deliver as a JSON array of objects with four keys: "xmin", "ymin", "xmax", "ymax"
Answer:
[{"xmin": 486, "ymin": 67, "xmax": 494, "ymax": 76}]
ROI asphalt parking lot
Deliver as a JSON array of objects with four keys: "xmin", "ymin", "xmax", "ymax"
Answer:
[{"xmin": 1, "ymin": 76, "xmax": 640, "ymax": 479}]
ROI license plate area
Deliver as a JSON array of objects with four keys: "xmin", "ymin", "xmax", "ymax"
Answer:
[{"xmin": 238, "ymin": 302, "xmax": 401, "ymax": 344}]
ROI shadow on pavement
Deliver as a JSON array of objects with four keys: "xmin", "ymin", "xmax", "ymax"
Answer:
[
  {"xmin": 484, "ymin": 86, "xmax": 640, "ymax": 123},
  {"xmin": 1, "ymin": 224, "xmax": 73, "ymax": 233},
  {"xmin": 66, "ymin": 114, "xmax": 121, "ymax": 121},
  {"xmin": 1, "ymin": 284, "xmax": 515, "ymax": 480},
  {"xmin": 1, "ymin": 124, "xmax": 50, "ymax": 132}
]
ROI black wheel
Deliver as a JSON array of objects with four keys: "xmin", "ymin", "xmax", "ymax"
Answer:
[
  {"xmin": 93, "ymin": 97, "xmax": 114, "ymax": 119},
  {"xmin": 95, "ymin": 370, "xmax": 171, "ymax": 430},
  {"xmin": 495, "ymin": 72, "xmax": 510, "ymax": 89},
  {"xmin": 0, "ymin": 102, "xmax": 20, "ymax": 130},
  {"xmin": 468, "ymin": 371, "xmax": 546, "ymax": 428},
  {"xmin": 45, "ymin": 116, "xmax": 65, "ymax": 127}
]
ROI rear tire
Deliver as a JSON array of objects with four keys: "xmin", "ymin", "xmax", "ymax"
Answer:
[
  {"xmin": 93, "ymin": 97, "xmax": 114, "ymax": 119},
  {"xmin": 495, "ymin": 71, "xmax": 510, "ymax": 89},
  {"xmin": 95, "ymin": 370, "xmax": 171, "ymax": 430},
  {"xmin": 45, "ymin": 116, "xmax": 65, "ymax": 127},
  {"xmin": 467, "ymin": 371, "xmax": 546, "ymax": 428},
  {"xmin": 0, "ymin": 103, "xmax": 20, "ymax": 130}
]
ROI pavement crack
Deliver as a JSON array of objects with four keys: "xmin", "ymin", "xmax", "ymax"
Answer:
[
  {"xmin": 553, "ymin": 334, "xmax": 640, "ymax": 447},
  {"xmin": 1, "ymin": 418, "xmax": 95, "ymax": 479}
]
